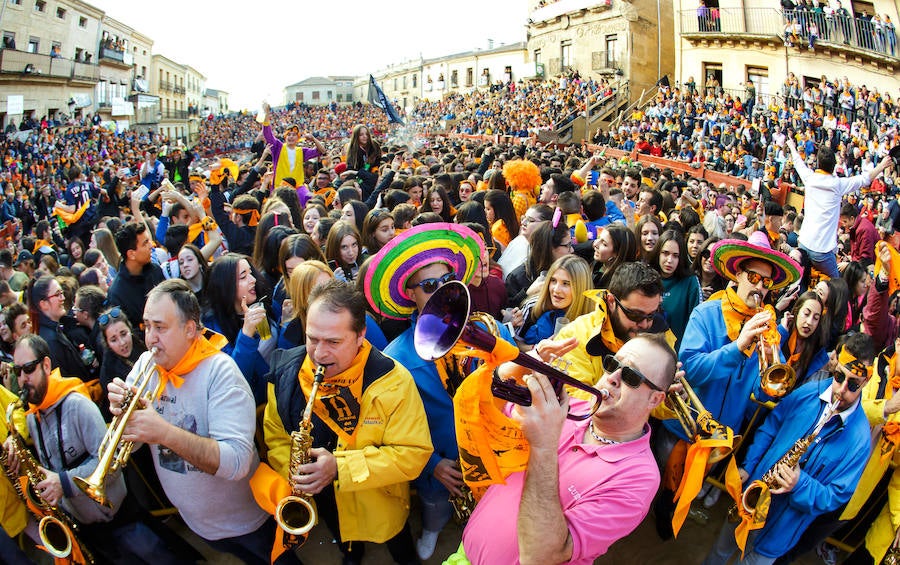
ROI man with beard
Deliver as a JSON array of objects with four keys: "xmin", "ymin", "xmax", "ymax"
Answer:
[{"xmin": 556, "ymin": 261, "xmax": 675, "ymax": 386}]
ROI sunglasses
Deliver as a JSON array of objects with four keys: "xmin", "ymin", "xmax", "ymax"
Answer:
[
  {"xmin": 612, "ymin": 295, "xmax": 659, "ymax": 324},
  {"xmin": 408, "ymin": 272, "xmax": 456, "ymax": 294},
  {"xmin": 12, "ymin": 358, "xmax": 42, "ymax": 379},
  {"xmin": 831, "ymin": 370, "xmax": 865, "ymax": 393},
  {"xmin": 743, "ymin": 269, "xmax": 774, "ymax": 289},
  {"xmin": 602, "ymin": 355, "xmax": 664, "ymax": 391},
  {"xmin": 98, "ymin": 306, "xmax": 124, "ymax": 328}
]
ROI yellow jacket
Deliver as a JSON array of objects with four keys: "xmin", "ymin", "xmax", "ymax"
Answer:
[
  {"xmin": 263, "ymin": 345, "xmax": 433, "ymax": 543},
  {"xmin": 0, "ymin": 385, "xmax": 28, "ymax": 538},
  {"xmin": 865, "ymin": 466, "xmax": 900, "ymax": 561}
]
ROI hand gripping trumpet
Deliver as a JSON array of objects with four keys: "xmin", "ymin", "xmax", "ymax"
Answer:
[
  {"xmin": 748, "ymin": 294, "xmax": 796, "ymax": 398},
  {"xmin": 3, "ymin": 390, "xmax": 93, "ymax": 563},
  {"xmin": 74, "ymin": 347, "xmax": 161, "ymax": 507},
  {"xmin": 275, "ymin": 364, "xmax": 325, "ymax": 545}
]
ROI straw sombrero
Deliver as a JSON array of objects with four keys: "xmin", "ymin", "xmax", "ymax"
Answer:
[
  {"xmin": 364, "ymin": 223, "xmax": 484, "ymax": 320},
  {"xmin": 711, "ymin": 233, "xmax": 801, "ymax": 291}
]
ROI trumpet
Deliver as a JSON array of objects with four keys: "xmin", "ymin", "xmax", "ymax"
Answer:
[
  {"xmin": 74, "ymin": 348, "xmax": 161, "ymax": 507},
  {"xmin": 275, "ymin": 364, "xmax": 324, "ymax": 545},
  {"xmin": 666, "ymin": 378, "xmax": 735, "ymax": 465},
  {"xmin": 3, "ymin": 390, "xmax": 93, "ymax": 562},
  {"xmin": 414, "ymin": 281, "xmax": 608, "ymax": 421},
  {"xmin": 748, "ymin": 294, "xmax": 796, "ymax": 399}
]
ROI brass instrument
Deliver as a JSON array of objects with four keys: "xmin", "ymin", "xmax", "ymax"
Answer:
[
  {"xmin": 450, "ymin": 481, "xmax": 477, "ymax": 524},
  {"xmin": 729, "ymin": 397, "xmax": 840, "ymax": 523},
  {"xmin": 75, "ymin": 348, "xmax": 161, "ymax": 507},
  {"xmin": 749, "ymin": 294, "xmax": 796, "ymax": 399},
  {"xmin": 884, "ymin": 547, "xmax": 900, "ymax": 565},
  {"xmin": 666, "ymin": 378, "xmax": 735, "ymax": 465},
  {"xmin": 3, "ymin": 390, "xmax": 93, "ymax": 562},
  {"xmin": 274, "ymin": 364, "xmax": 324, "ymax": 545}
]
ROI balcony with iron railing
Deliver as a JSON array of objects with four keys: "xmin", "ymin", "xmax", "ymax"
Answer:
[
  {"xmin": 530, "ymin": 0, "xmax": 613, "ymax": 27},
  {"xmin": 159, "ymin": 80, "xmax": 174, "ymax": 92},
  {"xmin": 160, "ymin": 110, "xmax": 188, "ymax": 120},
  {"xmin": 173, "ymin": 85, "xmax": 186, "ymax": 94},
  {"xmin": 0, "ymin": 48, "xmax": 99, "ymax": 82},
  {"xmin": 679, "ymin": 8, "xmax": 898, "ymax": 61}
]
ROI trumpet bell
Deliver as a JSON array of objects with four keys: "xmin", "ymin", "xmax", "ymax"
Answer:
[
  {"xmin": 275, "ymin": 495, "xmax": 316, "ymax": 536},
  {"xmin": 73, "ymin": 474, "xmax": 111, "ymax": 508},
  {"xmin": 414, "ymin": 281, "xmax": 471, "ymax": 361},
  {"xmin": 760, "ymin": 364, "xmax": 797, "ymax": 399}
]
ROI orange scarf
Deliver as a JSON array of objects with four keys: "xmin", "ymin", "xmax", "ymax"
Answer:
[
  {"xmin": 875, "ymin": 241, "xmax": 900, "ymax": 299},
  {"xmin": 26, "ymin": 368, "xmax": 90, "ymax": 420},
  {"xmin": 52, "ymin": 201, "xmax": 90, "ymax": 226},
  {"xmin": 297, "ymin": 341, "xmax": 369, "ymax": 445},
  {"xmin": 154, "ymin": 335, "xmax": 221, "ymax": 392},
  {"xmin": 711, "ymin": 287, "xmax": 781, "ymax": 357},
  {"xmin": 32, "ymin": 239, "xmax": 54, "ymax": 254},
  {"xmin": 232, "ymin": 206, "xmax": 260, "ymax": 227},
  {"xmin": 786, "ymin": 331, "xmax": 802, "ymax": 367}
]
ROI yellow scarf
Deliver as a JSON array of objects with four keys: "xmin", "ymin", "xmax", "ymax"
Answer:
[
  {"xmin": 26, "ymin": 368, "xmax": 89, "ymax": 420},
  {"xmin": 583, "ymin": 289, "xmax": 625, "ymax": 354},
  {"xmin": 275, "ymin": 144, "xmax": 305, "ymax": 188},
  {"xmin": 710, "ymin": 287, "xmax": 781, "ymax": 357},
  {"xmin": 154, "ymin": 335, "xmax": 221, "ymax": 392},
  {"xmin": 297, "ymin": 341, "xmax": 369, "ymax": 445}
]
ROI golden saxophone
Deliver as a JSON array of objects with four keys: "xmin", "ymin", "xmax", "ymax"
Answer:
[
  {"xmin": 885, "ymin": 547, "xmax": 900, "ymax": 565},
  {"xmin": 275, "ymin": 364, "xmax": 325, "ymax": 547},
  {"xmin": 729, "ymin": 397, "xmax": 840, "ymax": 524},
  {"xmin": 3, "ymin": 390, "xmax": 94, "ymax": 563},
  {"xmin": 75, "ymin": 347, "xmax": 161, "ymax": 507}
]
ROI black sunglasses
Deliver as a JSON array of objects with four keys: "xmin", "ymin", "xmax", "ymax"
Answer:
[
  {"xmin": 408, "ymin": 272, "xmax": 456, "ymax": 294},
  {"xmin": 612, "ymin": 295, "xmax": 658, "ymax": 324},
  {"xmin": 12, "ymin": 358, "xmax": 43, "ymax": 379},
  {"xmin": 602, "ymin": 355, "xmax": 664, "ymax": 392},
  {"xmin": 98, "ymin": 306, "xmax": 124, "ymax": 328},
  {"xmin": 832, "ymin": 370, "xmax": 864, "ymax": 393}
]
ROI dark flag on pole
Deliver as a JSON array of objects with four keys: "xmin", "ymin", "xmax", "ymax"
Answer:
[{"xmin": 368, "ymin": 74, "xmax": 405, "ymax": 125}]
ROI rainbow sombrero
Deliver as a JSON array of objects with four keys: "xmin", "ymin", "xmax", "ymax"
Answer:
[
  {"xmin": 711, "ymin": 234, "xmax": 801, "ymax": 291},
  {"xmin": 364, "ymin": 222, "xmax": 484, "ymax": 319}
]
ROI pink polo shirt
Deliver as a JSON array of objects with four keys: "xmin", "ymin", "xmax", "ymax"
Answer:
[{"xmin": 461, "ymin": 400, "xmax": 659, "ymax": 564}]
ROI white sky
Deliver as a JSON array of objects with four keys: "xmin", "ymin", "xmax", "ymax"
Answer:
[{"xmin": 88, "ymin": 0, "xmax": 528, "ymax": 110}]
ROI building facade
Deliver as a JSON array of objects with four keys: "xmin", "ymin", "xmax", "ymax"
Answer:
[
  {"xmin": 151, "ymin": 53, "xmax": 188, "ymax": 141},
  {"xmin": 283, "ymin": 75, "xmax": 355, "ymax": 106},
  {"xmin": 203, "ymin": 88, "xmax": 229, "ymax": 117}
]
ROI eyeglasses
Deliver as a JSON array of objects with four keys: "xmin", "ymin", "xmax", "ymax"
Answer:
[
  {"xmin": 742, "ymin": 269, "xmax": 774, "ymax": 289},
  {"xmin": 612, "ymin": 295, "xmax": 659, "ymax": 324},
  {"xmin": 98, "ymin": 306, "xmax": 124, "ymax": 328},
  {"xmin": 407, "ymin": 272, "xmax": 456, "ymax": 294},
  {"xmin": 602, "ymin": 355, "xmax": 664, "ymax": 391},
  {"xmin": 12, "ymin": 358, "xmax": 42, "ymax": 379},
  {"xmin": 41, "ymin": 289, "xmax": 64, "ymax": 302},
  {"xmin": 831, "ymin": 369, "xmax": 865, "ymax": 393},
  {"xmin": 557, "ymin": 240, "xmax": 574, "ymax": 250},
  {"xmin": 521, "ymin": 215, "xmax": 542, "ymax": 226}
]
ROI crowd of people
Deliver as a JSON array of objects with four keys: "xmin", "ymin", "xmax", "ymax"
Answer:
[{"xmin": 0, "ymin": 75, "xmax": 899, "ymax": 565}]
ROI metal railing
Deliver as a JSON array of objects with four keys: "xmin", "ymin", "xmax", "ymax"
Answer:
[
  {"xmin": 160, "ymin": 110, "xmax": 187, "ymax": 120},
  {"xmin": 159, "ymin": 80, "xmax": 174, "ymax": 92},
  {"xmin": 99, "ymin": 47, "xmax": 124, "ymax": 63},
  {"xmin": 679, "ymin": 8, "xmax": 898, "ymax": 58},
  {"xmin": 0, "ymin": 49, "xmax": 98, "ymax": 81}
]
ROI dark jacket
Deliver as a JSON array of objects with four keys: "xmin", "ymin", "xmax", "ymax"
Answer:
[
  {"xmin": 209, "ymin": 185, "xmax": 255, "ymax": 255},
  {"xmin": 39, "ymin": 313, "xmax": 90, "ymax": 382},
  {"xmin": 106, "ymin": 261, "xmax": 165, "ymax": 333}
]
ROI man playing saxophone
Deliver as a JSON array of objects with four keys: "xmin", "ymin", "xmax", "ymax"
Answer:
[
  {"xmin": 262, "ymin": 280, "xmax": 433, "ymax": 564},
  {"xmin": 703, "ymin": 332, "xmax": 875, "ymax": 564},
  {"xmin": 6, "ymin": 334, "xmax": 175, "ymax": 562},
  {"xmin": 107, "ymin": 279, "xmax": 281, "ymax": 564},
  {"xmin": 0, "ymin": 382, "xmax": 30, "ymax": 565}
]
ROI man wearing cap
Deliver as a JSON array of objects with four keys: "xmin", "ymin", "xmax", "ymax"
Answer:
[
  {"xmin": 788, "ymin": 137, "xmax": 893, "ymax": 278},
  {"xmin": 555, "ymin": 262, "xmax": 676, "ymax": 387},
  {"xmin": 12, "ymin": 250, "xmax": 34, "ymax": 280},
  {"xmin": 703, "ymin": 333, "xmax": 873, "ymax": 564},
  {"xmin": 366, "ymin": 222, "xmax": 515, "ymax": 560},
  {"xmin": 261, "ymin": 104, "xmax": 325, "ymax": 189}
]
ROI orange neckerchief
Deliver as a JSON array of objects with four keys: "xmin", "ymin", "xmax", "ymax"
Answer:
[
  {"xmin": 155, "ymin": 335, "xmax": 221, "ymax": 392},
  {"xmin": 453, "ymin": 337, "xmax": 525, "ymax": 501},
  {"xmin": 711, "ymin": 287, "xmax": 781, "ymax": 357},
  {"xmin": 786, "ymin": 331, "xmax": 802, "ymax": 367},
  {"xmin": 26, "ymin": 368, "xmax": 90, "ymax": 420},
  {"xmin": 31, "ymin": 238, "xmax": 53, "ymax": 254},
  {"xmin": 491, "ymin": 219, "xmax": 511, "ymax": 247},
  {"xmin": 297, "ymin": 341, "xmax": 369, "ymax": 445},
  {"xmin": 249, "ymin": 462, "xmax": 297, "ymax": 563},
  {"xmin": 875, "ymin": 241, "xmax": 900, "ymax": 299},
  {"xmin": 233, "ymin": 207, "xmax": 260, "ymax": 227}
]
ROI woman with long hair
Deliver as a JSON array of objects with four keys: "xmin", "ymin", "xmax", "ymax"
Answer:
[
  {"xmin": 506, "ymin": 219, "xmax": 571, "ymax": 308},
  {"xmin": 484, "ymin": 189, "xmax": 520, "ymax": 249},
  {"xmin": 89, "ymin": 227, "xmax": 120, "ymax": 277},
  {"xmin": 816, "ymin": 277, "xmax": 850, "ymax": 350},
  {"xmin": 691, "ymin": 236, "xmax": 726, "ymax": 301},
  {"xmin": 647, "ymin": 229, "xmax": 702, "ymax": 348},
  {"xmin": 361, "ymin": 208, "xmax": 395, "ymax": 255},
  {"xmin": 779, "ymin": 291, "xmax": 828, "ymax": 386},
  {"xmin": 634, "ymin": 214, "xmax": 663, "ymax": 260},
  {"xmin": 279, "ymin": 260, "xmax": 333, "ymax": 348},
  {"xmin": 302, "ymin": 203, "xmax": 328, "ymax": 237},
  {"xmin": 343, "ymin": 124, "xmax": 382, "ymax": 173},
  {"xmin": 177, "ymin": 243, "xmax": 209, "ymax": 303},
  {"xmin": 520, "ymin": 255, "xmax": 593, "ymax": 347},
  {"xmin": 341, "ymin": 200, "xmax": 370, "ymax": 233},
  {"xmin": 592, "ymin": 224, "xmax": 638, "ymax": 289},
  {"xmin": 325, "ymin": 220, "xmax": 364, "ymax": 282},
  {"xmin": 420, "ymin": 186, "xmax": 455, "ymax": 222},
  {"xmin": 255, "ymin": 225, "xmax": 297, "ymax": 290},
  {"xmin": 66, "ymin": 236, "xmax": 85, "ymax": 267},
  {"xmin": 202, "ymin": 254, "xmax": 274, "ymax": 405},
  {"xmin": 843, "ymin": 261, "xmax": 870, "ymax": 330},
  {"xmin": 250, "ymin": 210, "xmax": 293, "ymax": 286},
  {"xmin": 97, "ymin": 307, "xmax": 145, "ymax": 421}
]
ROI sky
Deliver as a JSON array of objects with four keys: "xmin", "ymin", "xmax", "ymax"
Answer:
[{"xmin": 88, "ymin": 0, "xmax": 528, "ymax": 111}]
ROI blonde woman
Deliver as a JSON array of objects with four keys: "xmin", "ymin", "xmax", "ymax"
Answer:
[
  {"xmin": 279, "ymin": 260, "xmax": 333, "ymax": 348},
  {"xmin": 520, "ymin": 255, "xmax": 593, "ymax": 347}
]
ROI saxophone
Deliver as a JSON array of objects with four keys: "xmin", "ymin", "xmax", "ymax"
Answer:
[
  {"xmin": 3, "ymin": 390, "xmax": 94, "ymax": 563},
  {"xmin": 728, "ymin": 397, "xmax": 840, "ymax": 524},
  {"xmin": 275, "ymin": 364, "xmax": 325, "ymax": 548},
  {"xmin": 451, "ymin": 478, "xmax": 477, "ymax": 524}
]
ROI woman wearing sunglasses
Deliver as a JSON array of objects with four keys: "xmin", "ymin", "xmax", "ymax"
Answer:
[{"xmin": 97, "ymin": 306, "xmax": 145, "ymax": 421}]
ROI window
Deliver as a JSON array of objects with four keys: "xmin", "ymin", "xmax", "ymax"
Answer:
[
  {"xmin": 561, "ymin": 41, "xmax": 573, "ymax": 70},
  {"xmin": 412, "ymin": 74, "xmax": 417, "ymax": 88},
  {"xmin": 747, "ymin": 66, "xmax": 769, "ymax": 98},
  {"xmin": 337, "ymin": 94, "xmax": 343, "ymax": 102},
  {"xmin": 346, "ymin": 93, "xmax": 353, "ymax": 103},
  {"xmin": 403, "ymin": 76, "xmax": 407, "ymax": 89},
  {"xmin": 534, "ymin": 49, "xmax": 542, "ymax": 64},
  {"xmin": 451, "ymin": 70, "xmax": 458, "ymax": 87},
  {"xmin": 9, "ymin": 0, "xmax": 22, "ymax": 6},
  {"xmin": 75, "ymin": 47, "xmax": 83, "ymax": 61},
  {"xmin": 327, "ymin": 90, "xmax": 333, "ymax": 100},
  {"xmin": 55, "ymin": 6, "xmax": 64, "ymax": 18},
  {"xmin": 702, "ymin": 62, "xmax": 723, "ymax": 94},
  {"xmin": 296, "ymin": 92, "xmax": 304, "ymax": 102},
  {"xmin": 33, "ymin": 0, "xmax": 43, "ymax": 11},
  {"xmin": 466, "ymin": 67, "xmax": 473, "ymax": 87},
  {"xmin": 3, "ymin": 32, "xmax": 15, "ymax": 48},
  {"xmin": 26, "ymin": 36, "xmax": 38, "ymax": 53},
  {"xmin": 78, "ymin": 16, "xmax": 86, "ymax": 28},
  {"xmin": 605, "ymin": 34, "xmax": 618, "ymax": 67},
  {"xmin": 312, "ymin": 91, "xmax": 320, "ymax": 101}
]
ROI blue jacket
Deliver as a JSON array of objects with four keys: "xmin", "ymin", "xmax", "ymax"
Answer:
[
  {"xmin": 522, "ymin": 308, "xmax": 566, "ymax": 345},
  {"xmin": 386, "ymin": 313, "xmax": 514, "ymax": 496},
  {"xmin": 202, "ymin": 314, "xmax": 271, "ymax": 405},
  {"xmin": 668, "ymin": 298, "xmax": 782, "ymax": 440},
  {"xmin": 741, "ymin": 379, "xmax": 870, "ymax": 558}
]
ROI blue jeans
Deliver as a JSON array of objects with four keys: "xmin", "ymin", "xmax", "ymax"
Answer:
[{"xmin": 799, "ymin": 243, "xmax": 839, "ymax": 279}]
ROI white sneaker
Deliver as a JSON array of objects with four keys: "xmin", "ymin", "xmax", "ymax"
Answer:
[
  {"xmin": 703, "ymin": 487, "xmax": 722, "ymax": 508},
  {"xmin": 416, "ymin": 529, "xmax": 440, "ymax": 561}
]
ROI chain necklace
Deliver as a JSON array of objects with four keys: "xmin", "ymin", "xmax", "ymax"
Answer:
[{"xmin": 589, "ymin": 422, "xmax": 622, "ymax": 445}]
